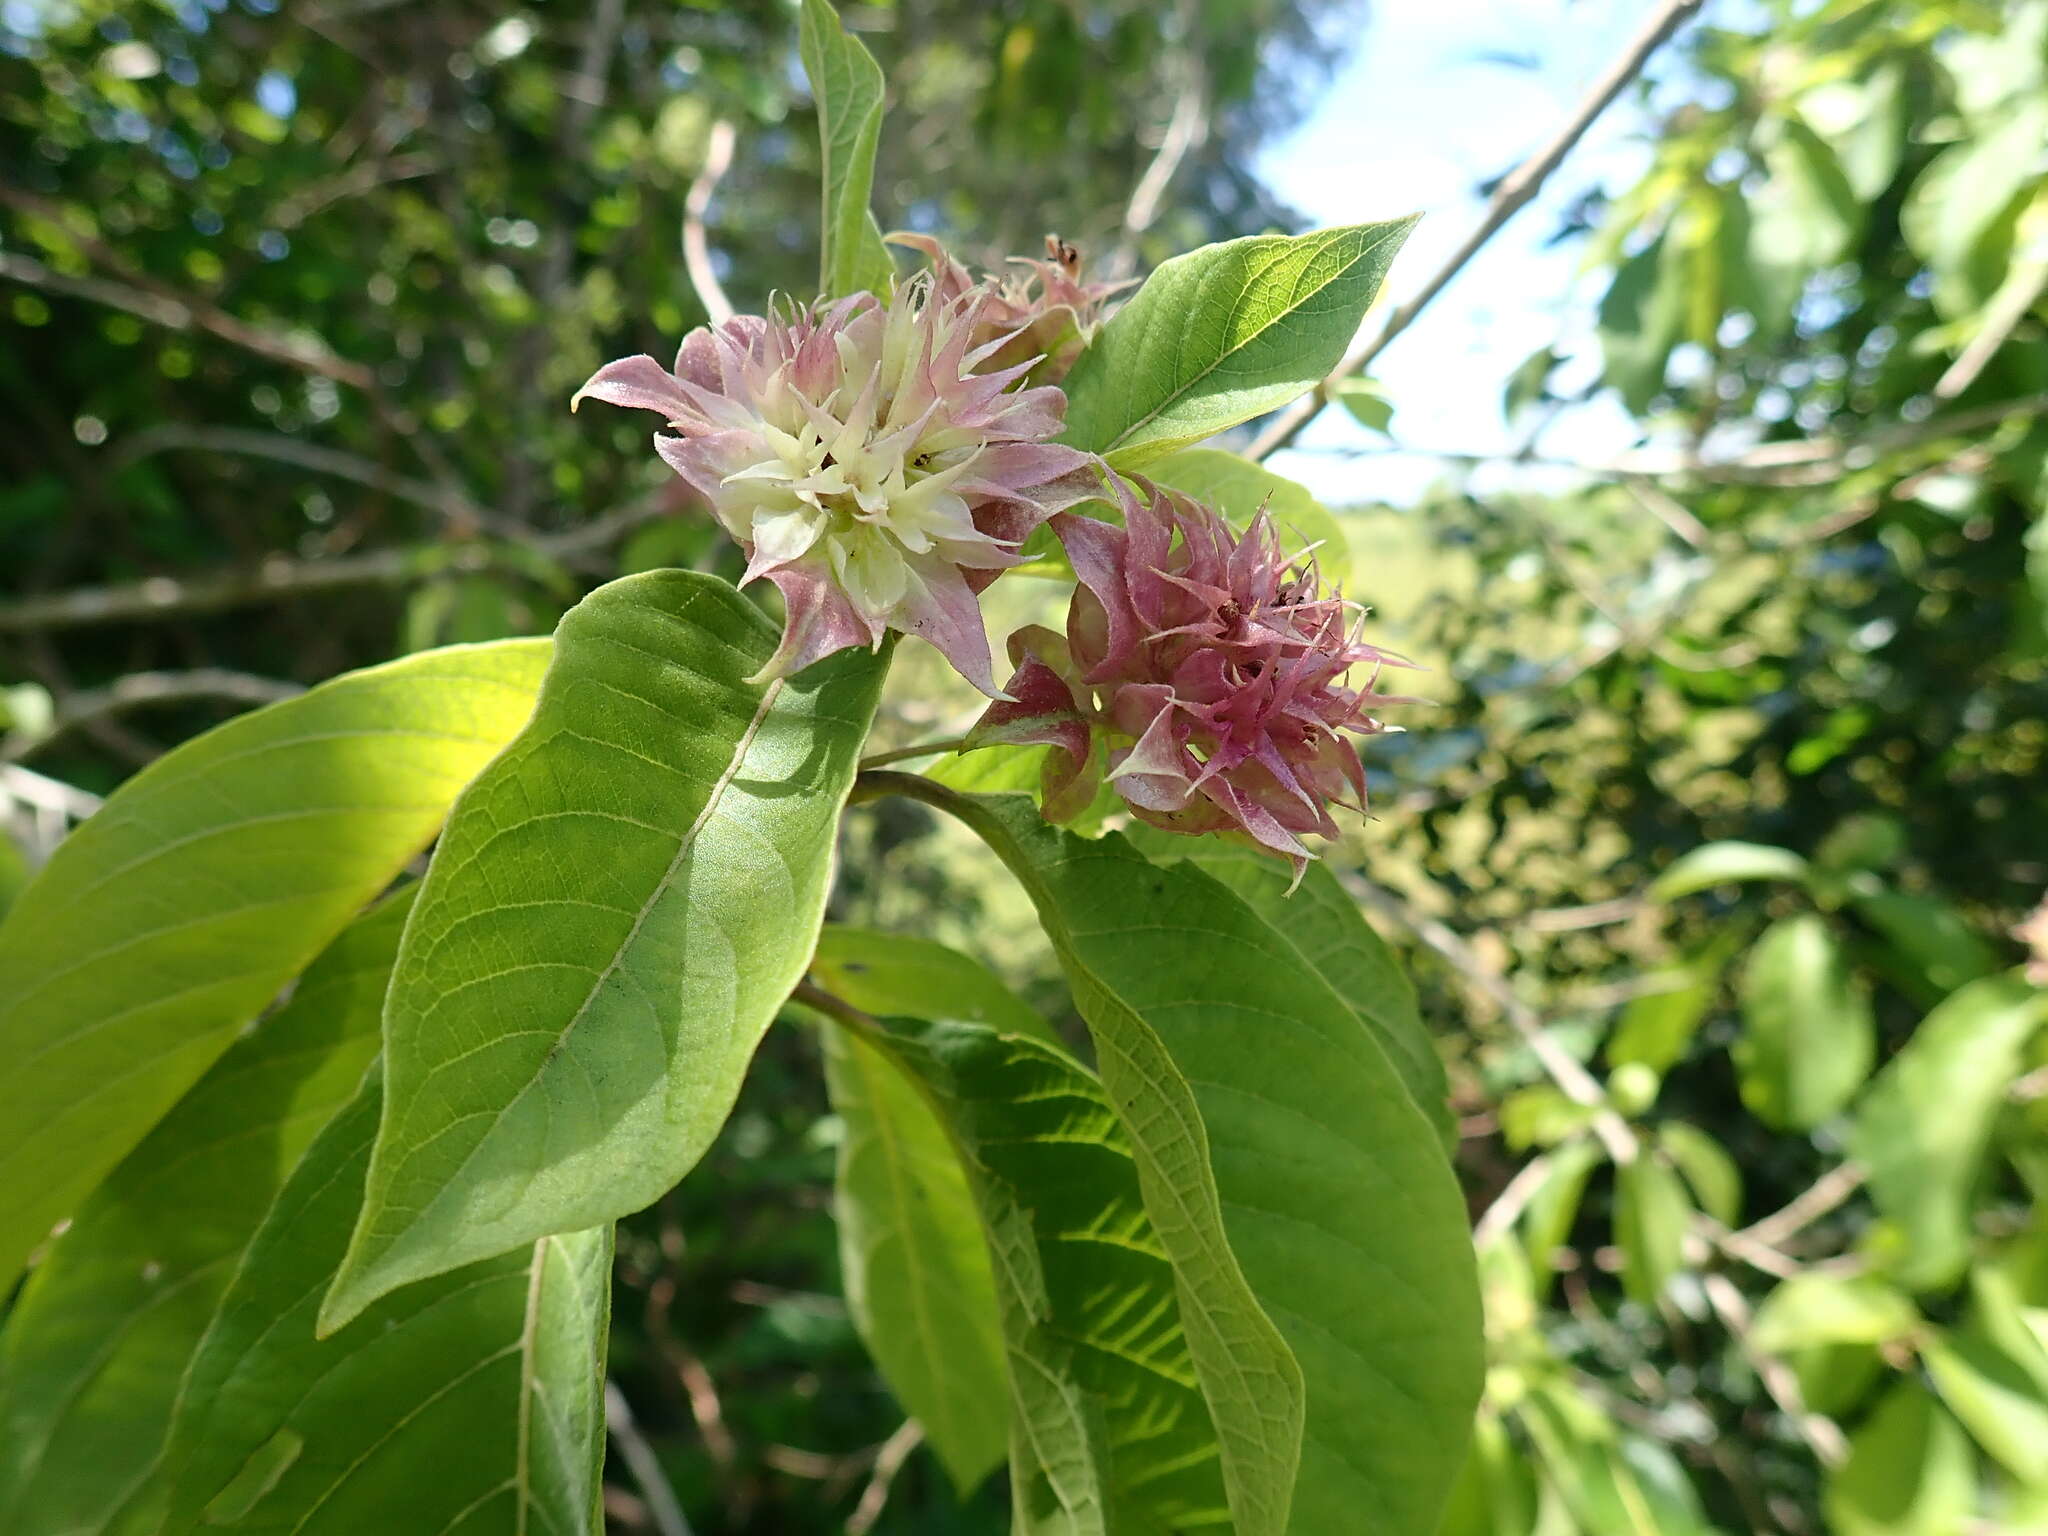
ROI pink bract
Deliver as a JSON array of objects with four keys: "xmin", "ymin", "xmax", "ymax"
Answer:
[
  {"xmin": 889, "ymin": 232, "xmax": 1129, "ymax": 386},
  {"xmin": 572, "ymin": 278, "xmax": 1097, "ymax": 693},
  {"xmin": 972, "ymin": 475, "xmax": 1409, "ymax": 874}
]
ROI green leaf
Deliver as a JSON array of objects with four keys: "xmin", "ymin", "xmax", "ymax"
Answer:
[
  {"xmin": 1608, "ymin": 971, "xmax": 1714, "ymax": 1074},
  {"xmin": 1849, "ymin": 975, "xmax": 2048, "ymax": 1292},
  {"xmin": 1924, "ymin": 1269, "xmax": 2048, "ymax": 1478},
  {"xmin": 1597, "ymin": 236, "xmax": 1685, "ymax": 414},
  {"xmin": 0, "ymin": 639, "xmax": 549, "ymax": 1293},
  {"xmin": 1330, "ymin": 377, "xmax": 1394, "ymax": 435},
  {"xmin": 1436, "ymin": 1411, "xmax": 1537, "ymax": 1536},
  {"xmin": 0, "ymin": 890, "xmax": 410, "ymax": 1534},
  {"xmin": 798, "ymin": 0, "xmax": 895, "ymax": 298},
  {"xmin": 1614, "ymin": 1154, "xmax": 1692, "ymax": 1308},
  {"xmin": 1059, "ymin": 219, "xmax": 1417, "ymax": 467},
  {"xmin": 853, "ymin": 1013, "xmax": 1231, "ymax": 1533},
  {"xmin": 1749, "ymin": 115, "xmax": 1863, "ymax": 280},
  {"xmin": 1648, "ymin": 840, "xmax": 1810, "ymax": 902},
  {"xmin": 1902, "ymin": 100, "xmax": 2048, "ymax": 317},
  {"xmin": 885, "ymin": 784, "xmax": 1482, "ymax": 1536},
  {"xmin": 1122, "ymin": 825, "xmax": 1453, "ymax": 1150},
  {"xmin": 1148, "ymin": 446, "xmax": 1354, "ymax": 589},
  {"xmin": 141, "ymin": 1075, "xmax": 611, "ymax": 1536},
  {"xmin": 811, "ymin": 928, "xmax": 1041, "ymax": 1493},
  {"xmin": 321, "ymin": 572, "xmax": 886, "ymax": 1331},
  {"xmin": 1825, "ymin": 1383, "xmax": 1976, "ymax": 1536},
  {"xmin": 1750, "ymin": 1273, "xmax": 1919, "ymax": 1354},
  {"xmin": 813, "ymin": 924, "xmax": 1054, "ymax": 1043},
  {"xmin": 1735, "ymin": 914, "xmax": 1874, "ymax": 1131},
  {"xmin": 1655, "ymin": 1122, "xmax": 1742, "ymax": 1229},
  {"xmin": 1850, "ymin": 888, "xmax": 2000, "ymax": 1004},
  {"xmin": 1522, "ymin": 1139, "xmax": 1606, "ymax": 1296}
]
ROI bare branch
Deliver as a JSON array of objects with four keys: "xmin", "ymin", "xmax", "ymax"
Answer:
[
  {"xmin": 683, "ymin": 120, "xmax": 739, "ymax": 327},
  {"xmin": 1110, "ymin": 50, "xmax": 1208, "ymax": 280},
  {"xmin": 0, "ymin": 495, "xmax": 675, "ymax": 634},
  {"xmin": 604, "ymin": 1381, "xmax": 696, "ymax": 1536},
  {"xmin": 1738, "ymin": 1162, "xmax": 1866, "ymax": 1252},
  {"xmin": 4, "ymin": 669, "xmax": 303, "ymax": 764},
  {"xmin": 1247, "ymin": 0, "xmax": 1705, "ymax": 461},
  {"xmin": 845, "ymin": 1420, "xmax": 924, "ymax": 1536}
]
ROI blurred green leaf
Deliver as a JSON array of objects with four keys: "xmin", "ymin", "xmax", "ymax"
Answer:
[
  {"xmin": 1437, "ymin": 1411, "xmax": 1537, "ymax": 1536},
  {"xmin": 1735, "ymin": 915, "xmax": 1874, "ymax": 1131},
  {"xmin": 1061, "ymin": 220, "xmax": 1417, "ymax": 467},
  {"xmin": 1851, "ymin": 888, "xmax": 2001, "ymax": 1004},
  {"xmin": 1851, "ymin": 976, "xmax": 2048, "ymax": 1292},
  {"xmin": 1825, "ymin": 1382, "xmax": 1976, "ymax": 1536},
  {"xmin": 1597, "ymin": 236, "xmax": 1685, "ymax": 413},
  {"xmin": 1750, "ymin": 1273, "xmax": 1920, "ymax": 1354},
  {"xmin": 1331, "ymin": 377, "xmax": 1394, "ymax": 435},
  {"xmin": 1615, "ymin": 1154, "xmax": 1692, "ymax": 1308},
  {"xmin": 1655, "ymin": 1121, "xmax": 1742, "ymax": 1228},
  {"xmin": 1522, "ymin": 1139, "xmax": 1605, "ymax": 1295},
  {"xmin": 1650, "ymin": 841, "xmax": 1811, "ymax": 902},
  {"xmin": 1924, "ymin": 1269, "xmax": 2048, "ymax": 1479}
]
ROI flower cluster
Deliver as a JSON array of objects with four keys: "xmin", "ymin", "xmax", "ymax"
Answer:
[
  {"xmin": 889, "ymin": 232, "xmax": 1127, "ymax": 385},
  {"xmin": 574, "ymin": 277, "xmax": 1094, "ymax": 693},
  {"xmin": 968, "ymin": 476, "xmax": 1408, "ymax": 873},
  {"xmin": 576, "ymin": 240, "xmax": 1405, "ymax": 871}
]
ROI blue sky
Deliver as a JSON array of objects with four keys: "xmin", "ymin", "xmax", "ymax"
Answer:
[{"xmin": 1256, "ymin": 0, "xmax": 1671, "ymax": 506}]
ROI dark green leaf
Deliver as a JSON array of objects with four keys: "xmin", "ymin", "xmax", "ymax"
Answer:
[
  {"xmin": 322, "ymin": 572, "xmax": 885, "ymax": 1331},
  {"xmin": 0, "ymin": 640, "xmax": 550, "ymax": 1293},
  {"xmin": 856, "ymin": 1013, "xmax": 1231, "ymax": 1533},
  {"xmin": 1060, "ymin": 220, "xmax": 1418, "ymax": 467}
]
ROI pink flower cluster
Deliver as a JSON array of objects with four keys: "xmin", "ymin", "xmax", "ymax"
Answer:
[
  {"xmin": 575, "ymin": 238, "xmax": 1404, "ymax": 870},
  {"xmin": 969, "ymin": 477, "xmax": 1408, "ymax": 873}
]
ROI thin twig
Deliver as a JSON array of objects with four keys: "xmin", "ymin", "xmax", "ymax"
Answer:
[
  {"xmin": 1934, "ymin": 255, "xmax": 2048, "ymax": 400},
  {"xmin": 604, "ymin": 1381, "xmax": 695, "ymax": 1536},
  {"xmin": 846, "ymin": 1420, "xmax": 924, "ymax": 1536},
  {"xmin": 1737, "ymin": 1162, "xmax": 1866, "ymax": 1252},
  {"xmin": 3, "ymin": 669, "xmax": 303, "ymax": 764},
  {"xmin": 683, "ymin": 120, "xmax": 738, "ymax": 326},
  {"xmin": 1340, "ymin": 873, "xmax": 1641, "ymax": 1163},
  {"xmin": 1247, "ymin": 0, "xmax": 1705, "ymax": 461},
  {"xmin": 1701, "ymin": 1272, "xmax": 1848, "ymax": 1467},
  {"xmin": 1472, "ymin": 1149, "xmax": 1560, "ymax": 1249},
  {"xmin": 0, "ymin": 494, "xmax": 674, "ymax": 633},
  {"xmin": 0, "ymin": 764, "xmax": 103, "ymax": 820},
  {"xmin": 112, "ymin": 424, "xmax": 494, "ymax": 532}
]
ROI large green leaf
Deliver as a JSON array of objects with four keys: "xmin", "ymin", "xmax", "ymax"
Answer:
[
  {"xmin": 811, "ymin": 927, "xmax": 1043, "ymax": 1493},
  {"xmin": 1734, "ymin": 914, "xmax": 1874, "ymax": 1131},
  {"xmin": 798, "ymin": 0, "xmax": 895, "ymax": 298},
  {"xmin": 135, "ymin": 1076, "xmax": 610, "ymax": 1536},
  {"xmin": 852, "ymin": 1011, "xmax": 1232, "ymax": 1534},
  {"xmin": 868, "ymin": 780, "xmax": 1482, "ymax": 1536},
  {"xmin": 1059, "ymin": 220, "xmax": 1417, "ymax": 467},
  {"xmin": 1825, "ymin": 1383, "xmax": 1976, "ymax": 1536},
  {"xmin": 0, "ymin": 638, "xmax": 549, "ymax": 1293},
  {"xmin": 1849, "ymin": 975, "xmax": 2048, "ymax": 1292},
  {"xmin": 1148, "ymin": 447, "xmax": 1353, "ymax": 588},
  {"xmin": 0, "ymin": 890, "xmax": 410, "ymax": 1534},
  {"xmin": 1121, "ymin": 825, "xmax": 1453, "ymax": 1150},
  {"xmin": 322, "ymin": 572, "xmax": 886, "ymax": 1331}
]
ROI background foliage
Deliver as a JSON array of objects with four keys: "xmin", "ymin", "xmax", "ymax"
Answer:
[{"xmin": 4, "ymin": 0, "xmax": 2048, "ymax": 1532}]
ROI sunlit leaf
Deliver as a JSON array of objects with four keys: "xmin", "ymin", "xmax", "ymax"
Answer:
[
  {"xmin": 0, "ymin": 891, "xmax": 409, "ymax": 1534},
  {"xmin": 1060, "ymin": 219, "xmax": 1417, "ymax": 467},
  {"xmin": 0, "ymin": 639, "xmax": 549, "ymax": 1293},
  {"xmin": 1649, "ymin": 841, "xmax": 1811, "ymax": 902},
  {"xmin": 798, "ymin": 0, "xmax": 896, "ymax": 297},
  {"xmin": 322, "ymin": 572, "xmax": 885, "ymax": 1331},
  {"xmin": 1825, "ymin": 1383, "xmax": 1976, "ymax": 1536}
]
